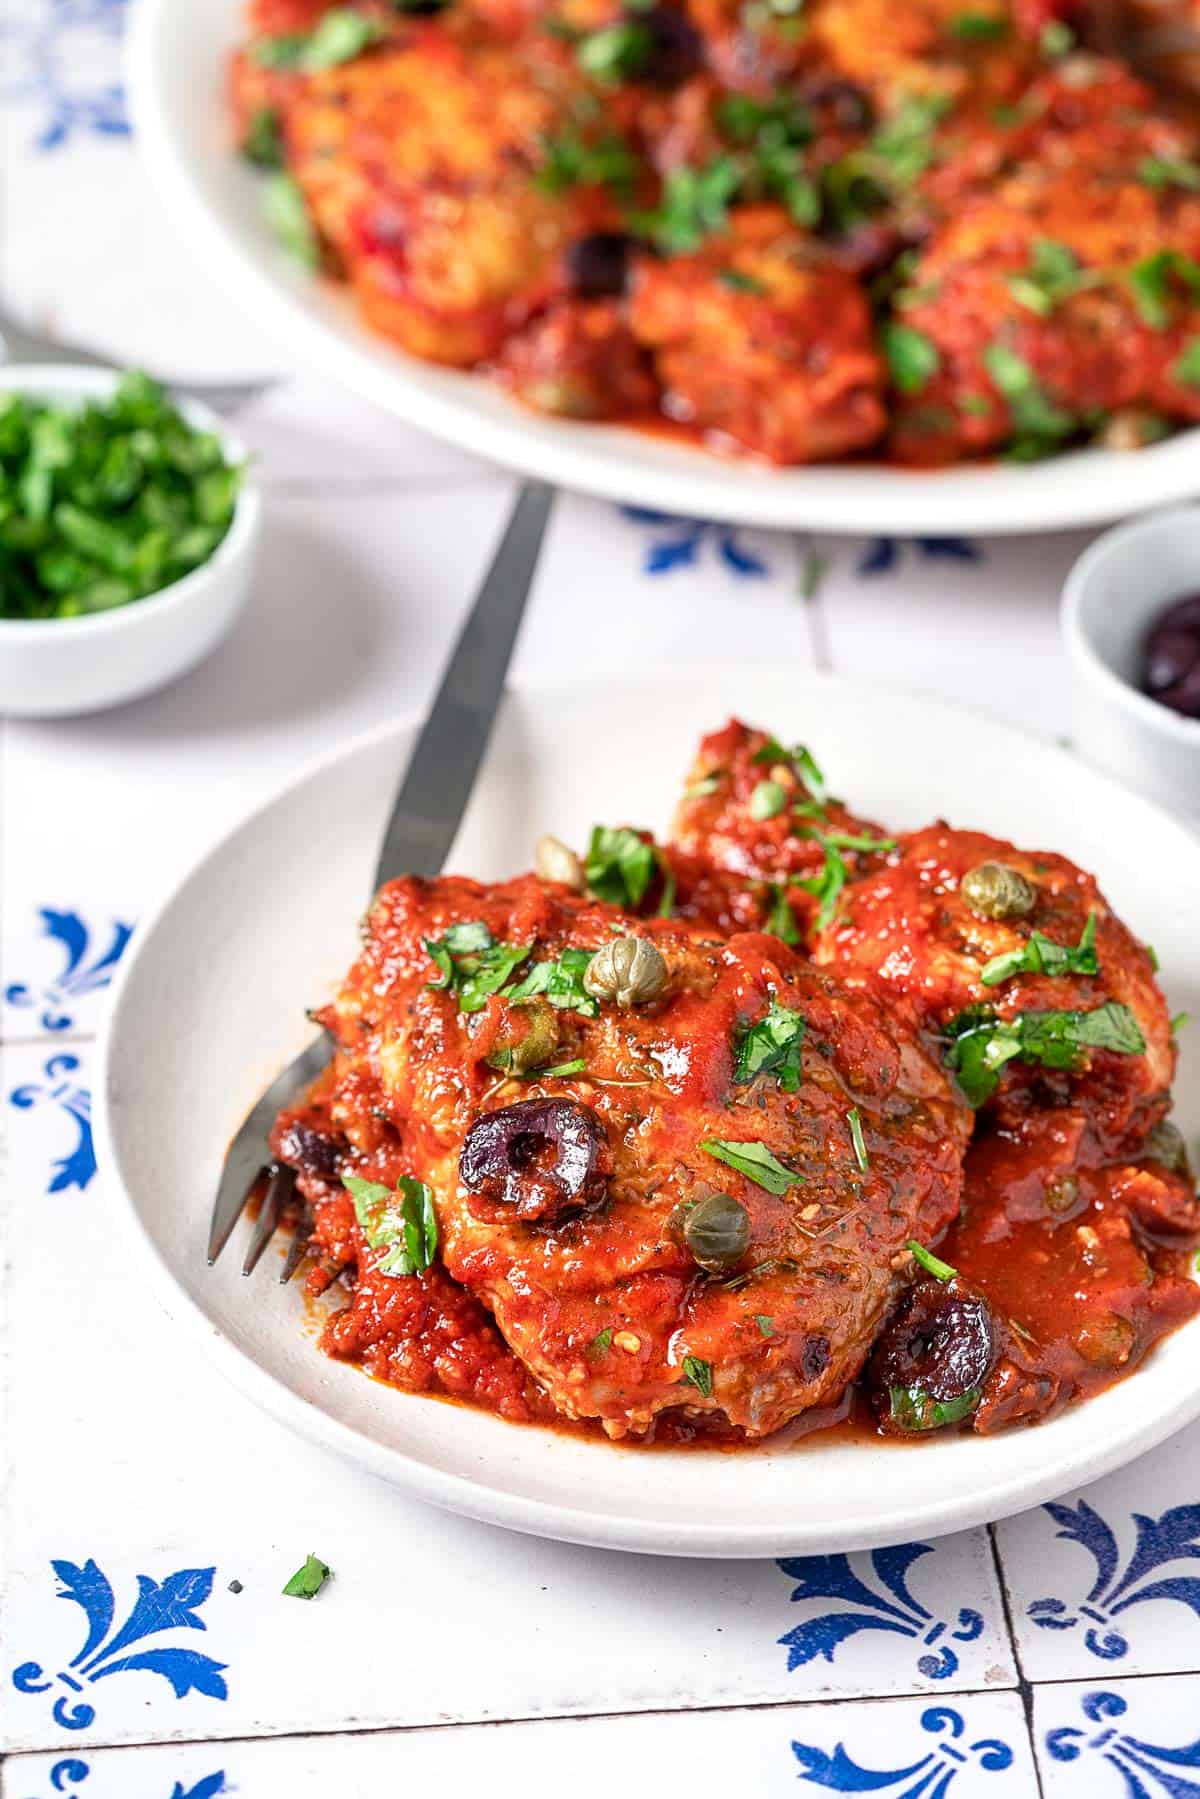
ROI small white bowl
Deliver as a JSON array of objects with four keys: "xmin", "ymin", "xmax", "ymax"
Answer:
[
  {"xmin": 1063, "ymin": 504, "xmax": 1200, "ymax": 821},
  {"xmin": 0, "ymin": 365, "xmax": 260, "ymax": 718}
]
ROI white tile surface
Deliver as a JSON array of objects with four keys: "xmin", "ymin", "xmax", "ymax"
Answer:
[{"xmin": 4, "ymin": 1690, "xmax": 1039, "ymax": 1799}]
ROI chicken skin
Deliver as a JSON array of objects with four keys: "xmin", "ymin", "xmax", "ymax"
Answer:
[
  {"xmin": 812, "ymin": 822, "xmax": 1173, "ymax": 1152},
  {"xmin": 272, "ymin": 872, "xmax": 971, "ymax": 1439}
]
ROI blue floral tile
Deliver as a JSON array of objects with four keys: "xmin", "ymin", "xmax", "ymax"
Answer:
[
  {"xmin": 8, "ymin": 1052, "xmax": 96, "ymax": 1194},
  {"xmin": 4, "ymin": 908, "xmax": 134, "ymax": 1036},
  {"xmin": 1035, "ymin": 1676, "xmax": 1200, "ymax": 1798},
  {"xmin": 0, "ymin": 0, "xmax": 131, "ymax": 153},
  {"xmin": 773, "ymin": 1528, "xmax": 1016, "ymax": 1697},
  {"xmin": 996, "ymin": 1437, "xmax": 1200, "ymax": 1680}
]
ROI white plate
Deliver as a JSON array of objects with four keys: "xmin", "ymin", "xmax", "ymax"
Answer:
[
  {"xmin": 127, "ymin": 0, "xmax": 1200, "ymax": 537},
  {"xmin": 99, "ymin": 670, "xmax": 1200, "ymax": 1556}
]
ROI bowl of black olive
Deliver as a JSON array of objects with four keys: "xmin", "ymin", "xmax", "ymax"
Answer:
[{"xmin": 1063, "ymin": 505, "xmax": 1200, "ymax": 819}]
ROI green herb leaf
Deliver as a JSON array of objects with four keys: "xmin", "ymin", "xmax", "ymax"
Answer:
[
  {"xmin": 577, "ymin": 19, "xmax": 653, "ymax": 81},
  {"xmin": 637, "ymin": 157, "xmax": 743, "ymax": 253},
  {"xmin": 534, "ymin": 127, "xmax": 639, "ymax": 196},
  {"xmin": 1039, "ymin": 19, "xmax": 1073, "ymax": 56},
  {"xmin": 503, "ymin": 946, "xmax": 600, "ymax": 1018},
  {"xmin": 943, "ymin": 1000, "xmax": 1146, "ymax": 1106},
  {"xmin": 282, "ymin": 1553, "xmax": 331, "ymax": 1599},
  {"xmin": 1129, "ymin": 250, "xmax": 1200, "ymax": 330},
  {"xmin": 755, "ymin": 1314, "xmax": 775, "ymax": 1336},
  {"xmin": 950, "ymin": 11, "xmax": 1007, "ymax": 38},
  {"xmin": 1171, "ymin": 1010, "xmax": 1190, "ymax": 1036},
  {"xmin": 586, "ymin": 825, "xmax": 660, "ymax": 907},
  {"xmin": 765, "ymin": 884, "xmax": 801, "ymax": 946},
  {"xmin": 241, "ymin": 107, "xmax": 285, "ymax": 168},
  {"xmin": 888, "ymin": 1385, "xmax": 980, "ymax": 1430},
  {"xmin": 750, "ymin": 778, "xmax": 788, "ymax": 820},
  {"xmin": 734, "ymin": 1000, "xmax": 807, "ymax": 1091},
  {"xmin": 702, "ymin": 1138, "xmax": 801, "ymax": 1193},
  {"xmin": 343, "ymin": 1173, "xmax": 438, "ymax": 1275},
  {"xmin": 882, "ymin": 322, "xmax": 940, "ymax": 394},
  {"xmin": 255, "ymin": 8, "xmax": 382, "ymax": 70},
  {"xmin": 794, "ymin": 834, "xmax": 849, "ymax": 932},
  {"xmin": 907, "ymin": 1238, "xmax": 957, "ymax": 1281},
  {"xmin": 979, "ymin": 912, "xmax": 1099, "ymax": 987},
  {"xmin": 983, "ymin": 342, "xmax": 1075, "ymax": 453},
  {"xmin": 1172, "ymin": 340, "xmax": 1200, "ymax": 390},
  {"xmin": 1006, "ymin": 238, "xmax": 1100, "ymax": 317},
  {"xmin": 681, "ymin": 1354, "xmax": 714, "ymax": 1396},
  {"xmin": 847, "ymin": 1106, "xmax": 869, "ymax": 1172},
  {"xmin": 719, "ymin": 269, "xmax": 767, "ymax": 293},
  {"xmin": 590, "ymin": 1327, "xmax": 613, "ymax": 1354},
  {"xmin": 686, "ymin": 773, "xmax": 724, "ymax": 798},
  {"xmin": 751, "ymin": 737, "xmax": 827, "ymax": 806},
  {"xmin": 1139, "ymin": 155, "xmax": 1200, "ymax": 192},
  {"xmin": 538, "ymin": 1058, "xmax": 589, "ymax": 1078},
  {"xmin": 424, "ymin": 922, "xmax": 532, "ymax": 1013},
  {"xmin": 263, "ymin": 172, "xmax": 320, "ymax": 268}
]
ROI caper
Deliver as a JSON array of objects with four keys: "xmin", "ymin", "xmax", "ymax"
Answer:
[
  {"xmin": 961, "ymin": 861, "xmax": 1037, "ymax": 922},
  {"xmin": 684, "ymin": 1192, "xmax": 751, "ymax": 1270},
  {"xmin": 1143, "ymin": 1119, "xmax": 1190, "ymax": 1175},
  {"xmin": 535, "ymin": 833, "xmax": 585, "ymax": 890},
  {"xmin": 584, "ymin": 934, "xmax": 668, "ymax": 1006},
  {"xmin": 485, "ymin": 1002, "xmax": 560, "ymax": 1076}
]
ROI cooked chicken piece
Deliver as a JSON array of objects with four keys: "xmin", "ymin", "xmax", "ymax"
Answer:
[{"xmin": 272, "ymin": 872, "xmax": 971, "ymax": 1439}]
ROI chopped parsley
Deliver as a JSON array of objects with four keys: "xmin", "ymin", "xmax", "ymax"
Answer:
[
  {"xmin": 719, "ymin": 269, "xmax": 768, "ymax": 294},
  {"xmin": 979, "ymin": 912, "xmax": 1099, "ymax": 987},
  {"xmin": 752, "ymin": 737, "xmax": 827, "ymax": 806},
  {"xmin": 638, "ymin": 157, "xmax": 742, "ymax": 252},
  {"xmin": 342, "ymin": 1174, "xmax": 439, "ymax": 1276},
  {"xmin": 1172, "ymin": 340, "xmax": 1200, "ymax": 389},
  {"xmin": 424, "ymin": 921, "xmax": 532, "ymax": 1013},
  {"xmin": 882, "ymin": 322, "xmax": 940, "ymax": 394},
  {"xmin": 889, "ymin": 1386, "xmax": 980, "ymax": 1430},
  {"xmin": 681, "ymin": 1354, "xmax": 714, "ymax": 1396},
  {"xmin": 950, "ymin": 11, "xmax": 1007, "ymax": 38},
  {"xmin": 586, "ymin": 824, "xmax": 660, "ymax": 907},
  {"xmin": 1006, "ymin": 239, "xmax": 1100, "ymax": 317},
  {"xmin": 590, "ymin": 1327, "xmax": 613, "ymax": 1354},
  {"xmin": 282, "ymin": 1554, "xmax": 331, "ymax": 1600},
  {"xmin": 907, "ymin": 1238, "xmax": 957, "ymax": 1281},
  {"xmin": 793, "ymin": 825, "xmax": 896, "ymax": 934},
  {"xmin": 503, "ymin": 947, "xmax": 600, "ymax": 1017},
  {"xmin": 750, "ymin": 778, "xmax": 788, "ymax": 820},
  {"xmin": 702, "ymin": 1138, "xmax": 801, "ymax": 1193},
  {"xmin": 1039, "ymin": 19, "xmax": 1073, "ymax": 57},
  {"xmin": 944, "ymin": 1001, "xmax": 1146, "ymax": 1106},
  {"xmin": 847, "ymin": 1107, "xmax": 869, "ymax": 1172},
  {"xmin": 254, "ymin": 8, "xmax": 382, "ymax": 70},
  {"xmin": 1139, "ymin": 155, "xmax": 1200, "ymax": 192},
  {"xmin": 685, "ymin": 773, "xmax": 724, "ymax": 798},
  {"xmin": 765, "ymin": 884, "xmax": 802, "ymax": 946},
  {"xmin": 577, "ymin": 19, "xmax": 653, "ymax": 82},
  {"xmin": 715, "ymin": 94, "xmax": 820, "ymax": 226},
  {"xmin": 263, "ymin": 172, "xmax": 320, "ymax": 268},
  {"xmin": 755, "ymin": 1314, "xmax": 776, "ymax": 1336},
  {"xmin": 983, "ymin": 343, "xmax": 1075, "ymax": 458},
  {"xmin": 535, "ymin": 127, "xmax": 639, "ymax": 196},
  {"xmin": 734, "ymin": 1000, "xmax": 807, "ymax": 1090},
  {"xmin": 241, "ymin": 107, "xmax": 284, "ymax": 168},
  {"xmin": 1171, "ymin": 1011, "xmax": 1190, "ymax": 1036},
  {"xmin": 1128, "ymin": 251, "xmax": 1200, "ymax": 330}
]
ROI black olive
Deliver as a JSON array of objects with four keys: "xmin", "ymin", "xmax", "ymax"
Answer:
[
  {"xmin": 277, "ymin": 1119, "xmax": 344, "ymax": 1179},
  {"xmin": 459, "ymin": 1096, "xmax": 611, "ymax": 1223},
  {"xmin": 639, "ymin": 6, "xmax": 704, "ymax": 86},
  {"xmin": 1142, "ymin": 593, "xmax": 1200, "ymax": 718},
  {"xmin": 566, "ymin": 233, "xmax": 633, "ymax": 300},
  {"xmin": 866, "ymin": 1277, "xmax": 996, "ymax": 1434},
  {"xmin": 799, "ymin": 1333, "xmax": 831, "ymax": 1381},
  {"xmin": 1143, "ymin": 1119, "xmax": 1190, "ymax": 1175},
  {"xmin": 684, "ymin": 1192, "xmax": 751, "ymax": 1269}
]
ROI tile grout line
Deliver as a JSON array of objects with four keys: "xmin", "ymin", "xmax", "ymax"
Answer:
[
  {"xmin": 0, "ymin": 1032, "xmax": 95, "ymax": 1049},
  {"xmin": 791, "ymin": 532, "xmax": 832, "ymax": 674},
  {"xmin": 6, "ymin": 1662, "xmax": 1197, "ymax": 1761},
  {"xmin": 987, "ymin": 1520, "xmax": 1046, "ymax": 1798}
]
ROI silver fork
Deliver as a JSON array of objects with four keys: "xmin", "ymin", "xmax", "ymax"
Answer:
[
  {"xmin": 0, "ymin": 295, "xmax": 276, "ymax": 415},
  {"xmin": 208, "ymin": 479, "xmax": 555, "ymax": 1280}
]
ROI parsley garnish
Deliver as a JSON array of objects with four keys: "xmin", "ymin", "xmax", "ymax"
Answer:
[
  {"xmin": 765, "ymin": 884, "xmax": 801, "ymax": 945},
  {"xmin": 1171, "ymin": 1011, "xmax": 1190, "ymax": 1036},
  {"xmin": 681, "ymin": 1354, "xmax": 714, "ymax": 1396},
  {"xmin": 1173, "ymin": 340, "xmax": 1200, "ymax": 389},
  {"xmin": 685, "ymin": 773, "xmax": 723, "ymax": 798},
  {"xmin": 702, "ymin": 1138, "xmax": 801, "ymax": 1193},
  {"xmin": 943, "ymin": 1001, "xmax": 1146, "ymax": 1106},
  {"xmin": 254, "ymin": 8, "xmax": 382, "ymax": 70},
  {"xmin": 282, "ymin": 1554, "xmax": 331, "ymax": 1599},
  {"xmin": 751, "ymin": 737, "xmax": 827, "ymax": 806},
  {"xmin": 983, "ymin": 343, "xmax": 1075, "ymax": 457},
  {"xmin": 1006, "ymin": 239, "xmax": 1099, "ymax": 317},
  {"xmin": 907, "ymin": 1238, "xmax": 956, "ymax": 1281},
  {"xmin": 755, "ymin": 1314, "xmax": 775, "ymax": 1336},
  {"xmin": 750, "ymin": 778, "xmax": 788, "ymax": 820},
  {"xmin": 1039, "ymin": 19, "xmax": 1073, "ymax": 56},
  {"xmin": 734, "ymin": 1001, "xmax": 807, "ymax": 1090},
  {"xmin": 951, "ymin": 11, "xmax": 1007, "ymax": 37},
  {"xmin": 263, "ymin": 172, "xmax": 320, "ymax": 268},
  {"xmin": 343, "ymin": 1173, "xmax": 438, "ymax": 1276},
  {"xmin": 979, "ymin": 912, "xmax": 1099, "ymax": 987},
  {"xmin": 590, "ymin": 1327, "xmax": 613, "ymax": 1354},
  {"xmin": 882, "ymin": 323, "xmax": 940, "ymax": 394},
  {"xmin": 577, "ymin": 19, "xmax": 653, "ymax": 82},
  {"xmin": 1139, "ymin": 155, "xmax": 1200, "ymax": 192},
  {"xmin": 714, "ymin": 93, "xmax": 819, "ymax": 226},
  {"xmin": 1128, "ymin": 251, "xmax": 1200, "ymax": 330},
  {"xmin": 847, "ymin": 1107, "xmax": 869, "ymax": 1171},
  {"xmin": 503, "ymin": 947, "xmax": 600, "ymax": 1017},
  {"xmin": 534, "ymin": 128, "xmax": 639, "ymax": 196},
  {"xmin": 719, "ymin": 269, "xmax": 767, "ymax": 294},
  {"xmin": 241, "ymin": 107, "xmax": 284, "ymax": 168},
  {"xmin": 586, "ymin": 825, "xmax": 660, "ymax": 907},
  {"xmin": 424, "ymin": 921, "xmax": 532, "ymax": 1013},
  {"xmin": 637, "ymin": 158, "xmax": 742, "ymax": 252},
  {"xmin": 889, "ymin": 1386, "xmax": 979, "ymax": 1430}
]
